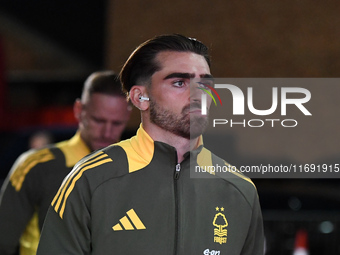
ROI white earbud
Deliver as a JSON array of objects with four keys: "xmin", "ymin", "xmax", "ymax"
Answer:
[{"xmin": 139, "ymin": 96, "xmax": 150, "ymax": 102}]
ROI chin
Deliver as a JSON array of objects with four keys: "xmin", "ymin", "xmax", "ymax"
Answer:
[
  {"xmin": 93, "ymin": 143, "xmax": 112, "ymax": 151},
  {"xmin": 190, "ymin": 117, "xmax": 208, "ymax": 139}
]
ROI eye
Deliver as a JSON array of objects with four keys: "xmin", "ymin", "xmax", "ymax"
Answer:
[
  {"xmin": 197, "ymin": 82, "xmax": 210, "ymax": 90},
  {"xmin": 91, "ymin": 116, "xmax": 105, "ymax": 124},
  {"xmin": 173, "ymin": 80, "xmax": 186, "ymax": 87},
  {"xmin": 199, "ymin": 78, "xmax": 214, "ymax": 89}
]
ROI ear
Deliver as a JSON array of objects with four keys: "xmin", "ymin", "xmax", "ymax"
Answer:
[
  {"xmin": 73, "ymin": 99, "xmax": 82, "ymax": 121},
  {"xmin": 129, "ymin": 85, "xmax": 150, "ymax": 111}
]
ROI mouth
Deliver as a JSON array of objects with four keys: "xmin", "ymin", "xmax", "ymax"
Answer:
[
  {"xmin": 189, "ymin": 108, "xmax": 203, "ymax": 114},
  {"xmin": 183, "ymin": 102, "xmax": 203, "ymax": 114},
  {"xmin": 95, "ymin": 140, "xmax": 116, "ymax": 148}
]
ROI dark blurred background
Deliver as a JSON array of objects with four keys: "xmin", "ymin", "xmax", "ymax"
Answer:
[{"xmin": 0, "ymin": 0, "xmax": 339, "ymax": 254}]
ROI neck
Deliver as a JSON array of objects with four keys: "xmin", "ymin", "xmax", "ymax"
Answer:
[{"xmin": 142, "ymin": 121, "xmax": 200, "ymax": 163}]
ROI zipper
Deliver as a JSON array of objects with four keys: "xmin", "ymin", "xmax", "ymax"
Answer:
[
  {"xmin": 173, "ymin": 163, "xmax": 181, "ymax": 255},
  {"xmin": 174, "ymin": 163, "xmax": 181, "ymax": 179}
]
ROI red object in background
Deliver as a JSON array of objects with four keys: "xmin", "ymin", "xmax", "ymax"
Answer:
[
  {"xmin": 293, "ymin": 229, "xmax": 309, "ymax": 255},
  {"xmin": 1, "ymin": 106, "xmax": 77, "ymax": 130},
  {"xmin": 0, "ymin": 36, "xmax": 77, "ymax": 130},
  {"xmin": 39, "ymin": 106, "xmax": 77, "ymax": 127},
  {"xmin": 0, "ymin": 36, "xmax": 8, "ymax": 127}
]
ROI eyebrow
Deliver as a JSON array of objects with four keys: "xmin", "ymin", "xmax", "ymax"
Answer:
[{"xmin": 164, "ymin": 73, "xmax": 213, "ymax": 80}]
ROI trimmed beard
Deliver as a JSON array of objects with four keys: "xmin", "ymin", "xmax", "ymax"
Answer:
[{"xmin": 149, "ymin": 98, "xmax": 208, "ymax": 139}]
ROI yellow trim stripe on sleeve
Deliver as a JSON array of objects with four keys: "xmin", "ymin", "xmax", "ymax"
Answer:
[
  {"xmin": 58, "ymin": 158, "xmax": 112, "ymax": 218},
  {"xmin": 51, "ymin": 151, "xmax": 112, "ymax": 218},
  {"xmin": 52, "ymin": 151, "xmax": 107, "ymax": 211},
  {"xmin": 10, "ymin": 149, "xmax": 54, "ymax": 191},
  {"xmin": 197, "ymin": 147, "xmax": 215, "ymax": 175},
  {"xmin": 197, "ymin": 147, "xmax": 256, "ymax": 189},
  {"xmin": 224, "ymin": 162, "xmax": 256, "ymax": 189}
]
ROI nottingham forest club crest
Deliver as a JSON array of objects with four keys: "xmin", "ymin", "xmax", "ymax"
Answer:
[{"xmin": 213, "ymin": 207, "xmax": 228, "ymax": 245}]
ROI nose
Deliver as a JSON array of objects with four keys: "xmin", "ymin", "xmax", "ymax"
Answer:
[
  {"xmin": 190, "ymin": 81, "xmax": 205, "ymax": 102},
  {"xmin": 102, "ymin": 123, "xmax": 113, "ymax": 139}
]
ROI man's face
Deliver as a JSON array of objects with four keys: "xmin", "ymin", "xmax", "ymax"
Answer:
[
  {"xmin": 148, "ymin": 51, "xmax": 212, "ymax": 139},
  {"xmin": 78, "ymin": 93, "xmax": 131, "ymax": 151}
]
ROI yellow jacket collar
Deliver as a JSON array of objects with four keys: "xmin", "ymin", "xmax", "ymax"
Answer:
[{"xmin": 56, "ymin": 131, "xmax": 91, "ymax": 167}]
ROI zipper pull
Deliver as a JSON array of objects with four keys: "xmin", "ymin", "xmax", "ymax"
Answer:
[{"xmin": 174, "ymin": 163, "xmax": 181, "ymax": 179}]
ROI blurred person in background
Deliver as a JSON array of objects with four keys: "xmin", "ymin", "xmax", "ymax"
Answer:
[
  {"xmin": 28, "ymin": 131, "xmax": 54, "ymax": 150},
  {"xmin": 0, "ymin": 70, "xmax": 132, "ymax": 255}
]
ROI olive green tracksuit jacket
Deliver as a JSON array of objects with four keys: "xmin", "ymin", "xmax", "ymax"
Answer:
[
  {"xmin": 37, "ymin": 127, "xmax": 264, "ymax": 255},
  {"xmin": 0, "ymin": 133, "xmax": 90, "ymax": 255}
]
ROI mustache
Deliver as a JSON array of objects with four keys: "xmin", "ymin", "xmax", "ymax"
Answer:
[{"xmin": 182, "ymin": 102, "xmax": 202, "ymax": 114}]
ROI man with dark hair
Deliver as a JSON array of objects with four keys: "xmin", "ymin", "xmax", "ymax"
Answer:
[
  {"xmin": 0, "ymin": 71, "xmax": 131, "ymax": 255},
  {"xmin": 37, "ymin": 34, "xmax": 264, "ymax": 254}
]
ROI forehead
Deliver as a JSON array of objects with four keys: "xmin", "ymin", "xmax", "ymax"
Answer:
[
  {"xmin": 86, "ymin": 93, "xmax": 127, "ymax": 111},
  {"xmin": 154, "ymin": 51, "xmax": 211, "ymax": 76}
]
